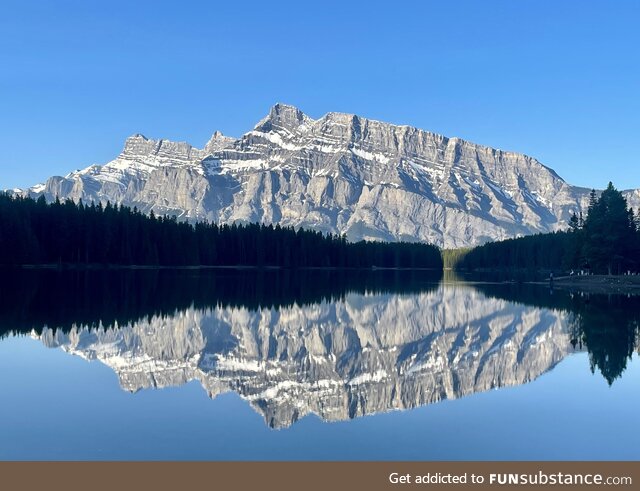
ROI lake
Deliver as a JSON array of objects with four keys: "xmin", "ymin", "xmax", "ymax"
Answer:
[{"xmin": 1, "ymin": 269, "xmax": 639, "ymax": 460}]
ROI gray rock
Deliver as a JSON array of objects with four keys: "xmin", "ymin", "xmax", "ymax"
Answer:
[{"xmin": 15, "ymin": 103, "xmax": 640, "ymax": 247}]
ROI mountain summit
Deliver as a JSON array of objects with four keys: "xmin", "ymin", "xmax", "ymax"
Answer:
[{"xmin": 15, "ymin": 104, "xmax": 640, "ymax": 247}]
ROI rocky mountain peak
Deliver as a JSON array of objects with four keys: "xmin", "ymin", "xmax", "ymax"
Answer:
[
  {"xmin": 121, "ymin": 134, "xmax": 199, "ymax": 162},
  {"xmin": 14, "ymin": 104, "xmax": 640, "ymax": 247},
  {"xmin": 255, "ymin": 103, "xmax": 311, "ymax": 133},
  {"xmin": 122, "ymin": 133, "xmax": 150, "ymax": 155},
  {"xmin": 204, "ymin": 130, "xmax": 236, "ymax": 154}
]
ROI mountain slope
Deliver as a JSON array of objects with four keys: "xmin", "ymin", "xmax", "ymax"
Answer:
[{"xmin": 15, "ymin": 104, "xmax": 640, "ymax": 247}]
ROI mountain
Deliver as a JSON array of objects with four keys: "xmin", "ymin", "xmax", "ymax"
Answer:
[
  {"xmin": 13, "ymin": 103, "xmax": 640, "ymax": 247},
  {"xmin": 36, "ymin": 283, "xmax": 574, "ymax": 429}
]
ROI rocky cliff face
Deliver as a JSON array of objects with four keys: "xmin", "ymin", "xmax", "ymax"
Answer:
[
  {"xmin": 37, "ymin": 284, "xmax": 574, "ymax": 428},
  {"xmin": 16, "ymin": 104, "xmax": 640, "ymax": 247}
]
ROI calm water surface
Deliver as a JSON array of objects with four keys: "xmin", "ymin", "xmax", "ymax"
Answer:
[{"xmin": 0, "ymin": 270, "xmax": 638, "ymax": 460}]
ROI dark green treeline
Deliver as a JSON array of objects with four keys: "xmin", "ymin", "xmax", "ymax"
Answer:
[
  {"xmin": 0, "ymin": 195, "xmax": 443, "ymax": 269},
  {"xmin": 455, "ymin": 182, "xmax": 640, "ymax": 273}
]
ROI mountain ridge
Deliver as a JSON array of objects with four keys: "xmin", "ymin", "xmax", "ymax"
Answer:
[{"xmin": 12, "ymin": 103, "xmax": 640, "ymax": 247}]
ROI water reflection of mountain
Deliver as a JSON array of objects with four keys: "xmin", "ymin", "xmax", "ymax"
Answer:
[
  {"xmin": 7, "ymin": 270, "xmax": 639, "ymax": 428},
  {"xmin": 467, "ymin": 281, "xmax": 640, "ymax": 385},
  {"xmin": 34, "ymin": 280, "xmax": 574, "ymax": 428}
]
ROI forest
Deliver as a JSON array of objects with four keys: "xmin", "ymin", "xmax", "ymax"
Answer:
[
  {"xmin": 455, "ymin": 182, "xmax": 640, "ymax": 274},
  {"xmin": 0, "ymin": 194, "xmax": 443, "ymax": 269},
  {"xmin": 3, "ymin": 182, "xmax": 637, "ymax": 274}
]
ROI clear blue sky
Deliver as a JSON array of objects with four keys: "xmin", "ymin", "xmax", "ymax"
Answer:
[{"xmin": 1, "ymin": 0, "xmax": 639, "ymax": 190}]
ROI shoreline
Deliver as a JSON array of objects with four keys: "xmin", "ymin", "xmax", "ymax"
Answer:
[
  {"xmin": 1, "ymin": 264, "xmax": 442, "ymax": 272},
  {"xmin": 531, "ymin": 275, "xmax": 640, "ymax": 294},
  {"xmin": 6, "ymin": 265, "xmax": 640, "ymax": 294}
]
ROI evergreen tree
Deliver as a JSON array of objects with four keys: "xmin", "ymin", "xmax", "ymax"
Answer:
[
  {"xmin": 0, "ymin": 194, "xmax": 443, "ymax": 270},
  {"xmin": 457, "ymin": 182, "xmax": 639, "ymax": 274}
]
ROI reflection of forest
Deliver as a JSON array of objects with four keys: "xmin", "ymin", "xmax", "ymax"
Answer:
[
  {"xmin": 0, "ymin": 269, "xmax": 441, "ymax": 334},
  {"xmin": 2, "ymin": 269, "xmax": 638, "ymax": 384},
  {"xmin": 467, "ymin": 279, "xmax": 640, "ymax": 384},
  {"xmin": 568, "ymin": 294, "xmax": 639, "ymax": 384}
]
